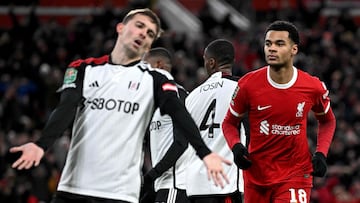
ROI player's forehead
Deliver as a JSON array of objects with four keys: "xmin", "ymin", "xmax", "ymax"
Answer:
[
  {"xmin": 265, "ymin": 30, "xmax": 291, "ymax": 42},
  {"xmin": 132, "ymin": 14, "xmax": 157, "ymax": 29}
]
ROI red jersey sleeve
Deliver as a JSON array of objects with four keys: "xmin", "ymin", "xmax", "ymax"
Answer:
[
  {"xmin": 229, "ymin": 76, "xmax": 250, "ymax": 117},
  {"xmin": 312, "ymin": 80, "xmax": 331, "ymax": 115},
  {"xmin": 222, "ymin": 76, "xmax": 249, "ymax": 149},
  {"xmin": 312, "ymin": 78, "xmax": 336, "ymax": 156}
]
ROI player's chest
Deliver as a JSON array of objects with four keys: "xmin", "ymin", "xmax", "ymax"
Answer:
[
  {"xmin": 249, "ymin": 87, "xmax": 314, "ymax": 121},
  {"xmin": 83, "ymin": 69, "xmax": 153, "ymax": 97}
]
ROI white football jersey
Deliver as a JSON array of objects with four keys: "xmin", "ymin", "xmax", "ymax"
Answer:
[
  {"xmin": 185, "ymin": 72, "xmax": 245, "ymax": 196},
  {"xmin": 56, "ymin": 55, "xmax": 179, "ymax": 203},
  {"xmin": 149, "ymin": 88, "xmax": 190, "ymax": 191}
]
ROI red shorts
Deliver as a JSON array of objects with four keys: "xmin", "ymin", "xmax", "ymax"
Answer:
[{"xmin": 244, "ymin": 182, "xmax": 312, "ymax": 203}]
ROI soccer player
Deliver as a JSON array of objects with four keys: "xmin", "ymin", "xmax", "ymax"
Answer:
[
  {"xmin": 141, "ymin": 47, "xmax": 190, "ymax": 203},
  {"xmin": 8, "ymin": 8, "xmax": 230, "ymax": 203},
  {"xmin": 185, "ymin": 39, "xmax": 245, "ymax": 203},
  {"xmin": 222, "ymin": 20, "xmax": 336, "ymax": 203}
]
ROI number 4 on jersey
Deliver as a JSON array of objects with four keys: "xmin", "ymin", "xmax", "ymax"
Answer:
[{"xmin": 199, "ymin": 99, "xmax": 220, "ymax": 138}]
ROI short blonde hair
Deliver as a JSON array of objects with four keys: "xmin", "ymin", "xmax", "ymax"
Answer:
[{"xmin": 122, "ymin": 8, "xmax": 162, "ymax": 39}]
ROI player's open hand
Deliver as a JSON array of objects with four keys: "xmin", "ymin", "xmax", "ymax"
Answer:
[
  {"xmin": 203, "ymin": 152, "xmax": 231, "ymax": 188},
  {"xmin": 9, "ymin": 142, "xmax": 44, "ymax": 170}
]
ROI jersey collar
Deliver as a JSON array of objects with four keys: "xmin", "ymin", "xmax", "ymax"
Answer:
[
  {"xmin": 267, "ymin": 66, "xmax": 298, "ymax": 89},
  {"xmin": 108, "ymin": 54, "xmax": 141, "ymax": 67}
]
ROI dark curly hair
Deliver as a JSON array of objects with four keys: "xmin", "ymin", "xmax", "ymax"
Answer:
[{"xmin": 265, "ymin": 20, "xmax": 300, "ymax": 45}]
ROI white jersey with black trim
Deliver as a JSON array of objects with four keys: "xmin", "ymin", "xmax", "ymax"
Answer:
[
  {"xmin": 56, "ymin": 56, "xmax": 178, "ymax": 203},
  {"xmin": 185, "ymin": 72, "xmax": 245, "ymax": 196},
  {"xmin": 149, "ymin": 85, "xmax": 189, "ymax": 191}
]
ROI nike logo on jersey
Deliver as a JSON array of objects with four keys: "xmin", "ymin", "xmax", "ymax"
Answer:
[{"xmin": 257, "ymin": 105, "xmax": 272, "ymax": 111}]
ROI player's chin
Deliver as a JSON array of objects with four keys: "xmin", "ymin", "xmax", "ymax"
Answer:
[
  {"xmin": 266, "ymin": 60, "xmax": 282, "ymax": 67},
  {"xmin": 131, "ymin": 43, "xmax": 140, "ymax": 51},
  {"xmin": 133, "ymin": 44, "xmax": 149, "ymax": 54}
]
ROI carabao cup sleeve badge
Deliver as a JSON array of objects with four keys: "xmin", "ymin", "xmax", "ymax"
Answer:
[{"xmin": 63, "ymin": 68, "xmax": 78, "ymax": 84}]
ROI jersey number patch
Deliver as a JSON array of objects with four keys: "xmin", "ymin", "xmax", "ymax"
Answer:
[
  {"xmin": 289, "ymin": 188, "xmax": 307, "ymax": 203},
  {"xmin": 199, "ymin": 99, "xmax": 220, "ymax": 138}
]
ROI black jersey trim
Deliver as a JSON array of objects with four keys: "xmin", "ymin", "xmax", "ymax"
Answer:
[{"xmin": 223, "ymin": 74, "xmax": 240, "ymax": 82}]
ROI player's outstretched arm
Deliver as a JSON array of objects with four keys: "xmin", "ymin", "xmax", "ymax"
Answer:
[
  {"xmin": 203, "ymin": 152, "xmax": 231, "ymax": 188},
  {"xmin": 10, "ymin": 143, "xmax": 44, "ymax": 170},
  {"xmin": 10, "ymin": 89, "xmax": 80, "ymax": 170},
  {"xmin": 162, "ymin": 96, "xmax": 231, "ymax": 188}
]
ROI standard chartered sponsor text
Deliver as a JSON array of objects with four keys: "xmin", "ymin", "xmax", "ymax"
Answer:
[{"xmin": 271, "ymin": 124, "xmax": 300, "ymax": 136}]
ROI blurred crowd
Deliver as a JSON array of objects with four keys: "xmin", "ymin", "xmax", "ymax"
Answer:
[{"xmin": 0, "ymin": 1, "xmax": 359, "ymax": 203}]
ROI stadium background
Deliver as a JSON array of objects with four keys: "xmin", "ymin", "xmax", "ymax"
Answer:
[{"xmin": 0, "ymin": 0, "xmax": 359, "ymax": 202}]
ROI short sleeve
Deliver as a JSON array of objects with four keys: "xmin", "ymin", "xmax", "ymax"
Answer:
[{"xmin": 312, "ymin": 80, "xmax": 331, "ymax": 115}]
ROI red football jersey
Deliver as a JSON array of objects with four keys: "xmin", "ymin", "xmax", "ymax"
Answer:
[{"xmin": 229, "ymin": 66, "xmax": 331, "ymax": 186}]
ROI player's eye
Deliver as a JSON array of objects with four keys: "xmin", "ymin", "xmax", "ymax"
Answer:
[{"xmin": 147, "ymin": 30, "xmax": 155, "ymax": 39}]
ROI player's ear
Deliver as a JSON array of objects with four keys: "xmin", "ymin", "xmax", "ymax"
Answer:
[
  {"xmin": 116, "ymin": 23, "xmax": 124, "ymax": 34},
  {"xmin": 209, "ymin": 58, "xmax": 216, "ymax": 70},
  {"xmin": 291, "ymin": 44, "xmax": 298, "ymax": 56},
  {"xmin": 156, "ymin": 60, "xmax": 162, "ymax": 69}
]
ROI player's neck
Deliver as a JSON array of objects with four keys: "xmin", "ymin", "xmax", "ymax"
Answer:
[
  {"xmin": 269, "ymin": 65, "xmax": 293, "ymax": 84},
  {"xmin": 218, "ymin": 65, "xmax": 232, "ymax": 76}
]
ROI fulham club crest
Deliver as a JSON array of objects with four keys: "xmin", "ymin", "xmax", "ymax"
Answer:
[{"xmin": 128, "ymin": 81, "xmax": 140, "ymax": 91}]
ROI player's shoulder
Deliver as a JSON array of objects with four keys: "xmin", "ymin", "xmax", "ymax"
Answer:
[
  {"xmin": 138, "ymin": 61, "xmax": 174, "ymax": 81},
  {"xmin": 68, "ymin": 55, "xmax": 109, "ymax": 68},
  {"xmin": 297, "ymin": 68, "xmax": 321, "ymax": 81},
  {"xmin": 296, "ymin": 68, "xmax": 329, "ymax": 94},
  {"xmin": 175, "ymin": 82, "xmax": 188, "ymax": 101},
  {"xmin": 223, "ymin": 75, "xmax": 240, "ymax": 82},
  {"xmin": 297, "ymin": 68, "xmax": 326, "ymax": 86},
  {"xmin": 245, "ymin": 66, "xmax": 267, "ymax": 77},
  {"xmin": 238, "ymin": 66, "xmax": 267, "ymax": 86},
  {"xmin": 155, "ymin": 68, "xmax": 174, "ymax": 80},
  {"xmin": 175, "ymin": 83, "xmax": 188, "ymax": 94}
]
